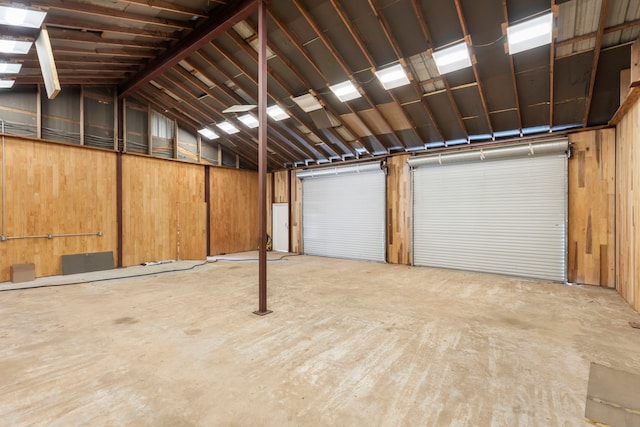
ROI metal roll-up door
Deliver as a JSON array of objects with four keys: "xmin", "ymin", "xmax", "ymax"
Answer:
[
  {"xmin": 299, "ymin": 163, "xmax": 386, "ymax": 262},
  {"xmin": 410, "ymin": 140, "xmax": 568, "ymax": 282}
]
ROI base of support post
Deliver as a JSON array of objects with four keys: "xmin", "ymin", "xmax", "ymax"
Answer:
[{"xmin": 253, "ymin": 310, "xmax": 273, "ymax": 316}]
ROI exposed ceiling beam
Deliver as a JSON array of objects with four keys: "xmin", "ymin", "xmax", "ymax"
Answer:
[
  {"xmin": 160, "ymin": 70, "xmax": 300, "ymax": 164},
  {"xmin": 207, "ymin": 40, "xmax": 337, "ymax": 159},
  {"xmin": 119, "ymin": 0, "xmax": 259, "ymax": 98},
  {"xmin": 30, "ymin": 0, "xmax": 193, "ymax": 29},
  {"xmin": 222, "ymin": 30, "xmax": 355, "ymax": 157},
  {"xmin": 336, "ymin": 0, "xmax": 432, "ymax": 147},
  {"xmin": 583, "ymin": 0, "xmax": 609, "ymax": 126},
  {"xmin": 501, "ymin": 0, "xmax": 523, "ymax": 135},
  {"xmin": 267, "ymin": 10, "xmax": 378, "ymax": 155},
  {"xmin": 291, "ymin": 0, "xmax": 407, "ymax": 151},
  {"xmin": 187, "ymin": 49, "xmax": 329, "ymax": 161},
  {"xmin": 453, "ymin": 0, "xmax": 494, "ymax": 138},
  {"xmin": 556, "ymin": 17, "xmax": 640, "ymax": 48},
  {"xmin": 46, "ymin": 28, "xmax": 167, "ymax": 49},
  {"xmin": 411, "ymin": 0, "xmax": 463, "ymax": 142},
  {"xmin": 44, "ymin": 16, "xmax": 181, "ymax": 39},
  {"xmin": 119, "ymin": 0, "xmax": 209, "ymax": 17},
  {"xmin": 48, "ymin": 45, "xmax": 159, "ymax": 58}
]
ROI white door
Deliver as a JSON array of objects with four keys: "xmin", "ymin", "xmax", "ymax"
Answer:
[
  {"xmin": 411, "ymin": 140, "xmax": 568, "ymax": 282},
  {"xmin": 272, "ymin": 203, "xmax": 289, "ymax": 252},
  {"xmin": 298, "ymin": 163, "xmax": 386, "ymax": 262}
]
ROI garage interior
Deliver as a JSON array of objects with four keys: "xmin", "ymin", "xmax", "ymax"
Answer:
[{"xmin": 0, "ymin": 0, "xmax": 640, "ymax": 424}]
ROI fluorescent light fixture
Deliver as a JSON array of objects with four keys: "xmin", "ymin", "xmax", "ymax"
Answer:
[
  {"xmin": 507, "ymin": 13, "xmax": 553, "ymax": 55},
  {"xmin": 217, "ymin": 121, "xmax": 240, "ymax": 134},
  {"xmin": 0, "ymin": 39, "xmax": 33, "ymax": 54},
  {"xmin": 292, "ymin": 93, "xmax": 323, "ymax": 112},
  {"xmin": 222, "ymin": 104, "xmax": 256, "ymax": 113},
  {"xmin": 375, "ymin": 64, "xmax": 410, "ymax": 90},
  {"xmin": 0, "ymin": 62, "xmax": 21, "ymax": 74},
  {"xmin": 0, "ymin": 6, "xmax": 46, "ymax": 29},
  {"xmin": 238, "ymin": 113, "xmax": 259, "ymax": 128},
  {"xmin": 432, "ymin": 42, "xmax": 472, "ymax": 75},
  {"xmin": 198, "ymin": 127, "xmax": 219, "ymax": 140},
  {"xmin": 0, "ymin": 79, "xmax": 15, "ymax": 88},
  {"xmin": 266, "ymin": 105, "xmax": 290, "ymax": 121},
  {"xmin": 329, "ymin": 80, "xmax": 361, "ymax": 102}
]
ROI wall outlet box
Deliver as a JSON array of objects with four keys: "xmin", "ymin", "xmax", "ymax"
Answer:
[{"xmin": 10, "ymin": 263, "xmax": 36, "ymax": 283}]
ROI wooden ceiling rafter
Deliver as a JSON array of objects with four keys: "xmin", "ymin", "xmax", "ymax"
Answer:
[
  {"xmin": 46, "ymin": 28, "xmax": 169, "ymax": 49},
  {"xmin": 222, "ymin": 29, "xmax": 357, "ymax": 158},
  {"xmin": 190, "ymin": 48, "xmax": 334, "ymax": 160},
  {"xmin": 43, "ymin": 15, "xmax": 182, "ymax": 40},
  {"xmin": 332, "ymin": 0, "xmax": 425, "ymax": 145},
  {"xmin": 30, "ymin": 0, "xmax": 194, "ymax": 30},
  {"xmin": 157, "ymin": 72, "xmax": 297, "ymax": 165},
  {"xmin": 331, "ymin": 0, "xmax": 433, "ymax": 149},
  {"xmin": 453, "ymin": 0, "xmax": 495, "ymax": 138},
  {"xmin": 410, "ymin": 0, "xmax": 465, "ymax": 142},
  {"xmin": 119, "ymin": 0, "xmax": 259, "ymax": 98},
  {"xmin": 583, "ymin": 0, "xmax": 610, "ymax": 126},
  {"xmin": 291, "ymin": 0, "xmax": 407, "ymax": 151},
  {"xmin": 48, "ymin": 45, "xmax": 159, "ymax": 58},
  {"xmin": 501, "ymin": 0, "xmax": 523, "ymax": 135},
  {"xmin": 266, "ymin": 10, "xmax": 378, "ymax": 155},
  {"xmin": 555, "ymin": 17, "xmax": 640, "ymax": 49},
  {"xmin": 167, "ymin": 63, "xmax": 322, "ymax": 163},
  {"xmin": 119, "ymin": 0, "xmax": 209, "ymax": 18}
]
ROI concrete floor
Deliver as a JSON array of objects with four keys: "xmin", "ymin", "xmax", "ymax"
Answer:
[{"xmin": 1, "ymin": 253, "xmax": 639, "ymax": 426}]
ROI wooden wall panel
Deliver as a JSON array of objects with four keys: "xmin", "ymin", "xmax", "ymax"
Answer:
[
  {"xmin": 122, "ymin": 155, "xmax": 205, "ymax": 266},
  {"xmin": 177, "ymin": 202, "xmax": 207, "ymax": 260},
  {"xmin": 387, "ymin": 154, "xmax": 412, "ymax": 265},
  {"xmin": 209, "ymin": 168, "xmax": 259, "ymax": 255},
  {"xmin": 616, "ymin": 96, "xmax": 640, "ymax": 311},
  {"xmin": 0, "ymin": 137, "xmax": 117, "ymax": 281},
  {"xmin": 290, "ymin": 170, "xmax": 302, "ymax": 253},
  {"xmin": 567, "ymin": 129, "xmax": 616, "ymax": 287},
  {"xmin": 273, "ymin": 170, "xmax": 289, "ymax": 203}
]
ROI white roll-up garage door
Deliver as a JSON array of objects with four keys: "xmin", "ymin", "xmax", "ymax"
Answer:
[
  {"xmin": 298, "ymin": 163, "xmax": 386, "ymax": 262},
  {"xmin": 410, "ymin": 140, "xmax": 568, "ymax": 282}
]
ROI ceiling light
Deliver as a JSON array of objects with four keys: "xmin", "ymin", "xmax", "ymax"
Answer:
[
  {"xmin": 222, "ymin": 104, "xmax": 256, "ymax": 113},
  {"xmin": 0, "ymin": 79, "xmax": 15, "ymax": 88},
  {"xmin": 0, "ymin": 6, "xmax": 46, "ymax": 29},
  {"xmin": 329, "ymin": 80, "xmax": 361, "ymax": 102},
  {"xmin": 266, "ymin": 105, "xmax": 290, "ymax": 121},
  {"xmin": 0, "ymin": 39, "xmax": 33, "ymax": 55},
  {"xmin": 0, "ymin": 63, "xmax": 21, "ymax": 74},
  {"xmin": 217, "ymin": 121, "xmax": 240, "ymax": 134},
  {"xmin": 432, "ymin": 42, "xmax": 472, "ymax": 75},
  {"xmin": 375, "ymin": 64, "xmax": 410, "ymax": 90},
  {"xmin": 238, "ymin": 114, "xmax": 259, "ymax": 128},
  {"xmin": 198, "ymin": 127, "xmax": 219, "ymax": 140},
  {"xmin": 507, "ymin": 13, "xmax": 553, "ymax": 55},
  {"xmin": 292, "ymin": 93, "xmax": 323, "ymax": 112}
]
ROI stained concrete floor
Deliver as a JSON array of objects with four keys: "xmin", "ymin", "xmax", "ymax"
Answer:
[{"xmin": 1, "ymin": 253, "xmax": 640, "ymax": 426}]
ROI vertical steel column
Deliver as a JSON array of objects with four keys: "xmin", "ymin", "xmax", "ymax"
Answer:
[{"xmin": 254, "ymin": 0, "xmax": 272, "ymax": 316}]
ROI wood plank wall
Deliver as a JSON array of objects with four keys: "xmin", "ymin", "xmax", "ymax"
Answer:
[
  {"xmin": 209, "ymin": 167, "xmax": 259, "ymax": 255},
  {"xmin": 0, "ymin": 136, "xmax": 118, "ymax": 281},
  {"xmin": 567, "ymin": 130, "xmax": 616, "ymax": 287},
  {"xmin": 387, "ymin": 154, "xmax": 412, "ymax": 265},
  {"xmin": 615, "ymin": 96, "xmax": 640, "ymax": 311},
  {"xmin": 291, "ymin": 171, "xmax": 302, "ymax": 253},
  {"xmin": 122, "ymin": 155, "xmax": 206, "ymax": 265}
]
